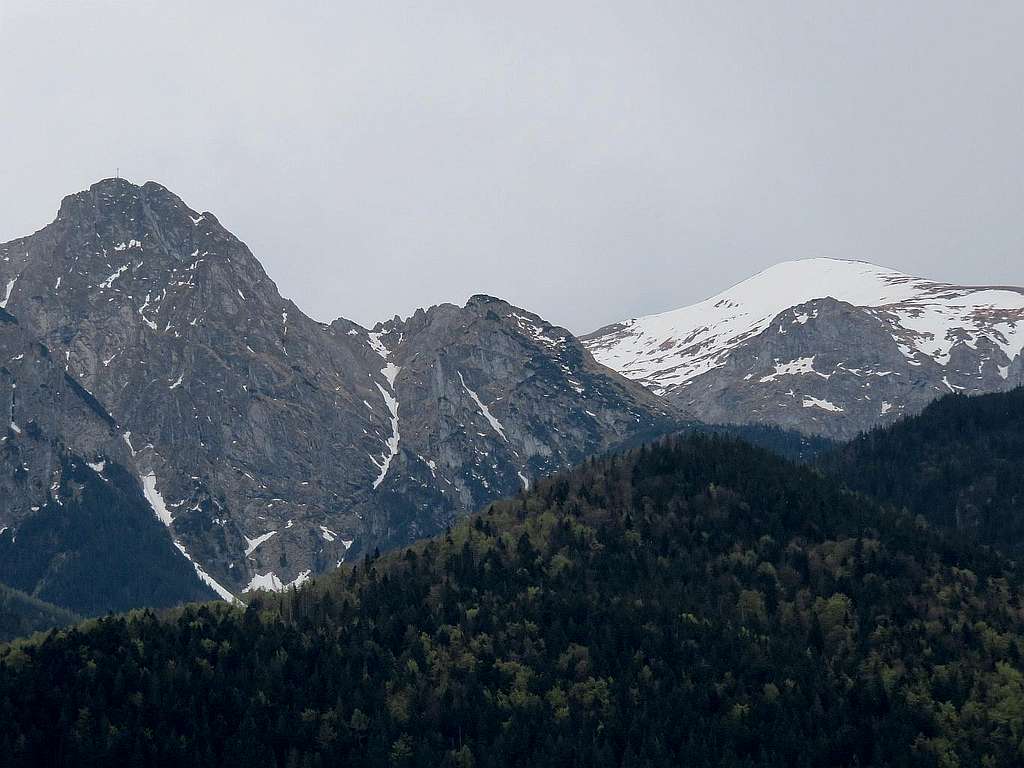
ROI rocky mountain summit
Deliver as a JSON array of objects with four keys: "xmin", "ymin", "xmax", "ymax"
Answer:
[
  {"xmin": 584, "ymin": 258, "xmax": 1024, "ymax": 439},
  {"xmin": 346, "ymin": 295, "xmax": 675, "ymax": 546},
  {"xmin": 0, "ymin": 178, "xmax": 679, "ymax": 600}
]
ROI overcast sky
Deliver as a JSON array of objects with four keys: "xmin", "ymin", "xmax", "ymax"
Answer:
[{"xmin": 2, "ymin": 2, "xmax": 1022, "ymax": 332}]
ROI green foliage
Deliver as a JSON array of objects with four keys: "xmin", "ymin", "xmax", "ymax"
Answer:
[{"xmin": 2, "ymin": 435, "xmax": 1024, "ymax": 766}]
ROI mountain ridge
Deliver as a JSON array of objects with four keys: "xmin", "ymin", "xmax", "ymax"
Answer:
[
  {"xmin": 0, "ymin": 178, "xmax": 682, "ymax": 599},
  {"xmin": 7, "ymin": 179, "xmax": 1018, "ymax": 602},
  {"xmin": 585, "ymin": 257, "xmax": 1024, "ymax": 438}
]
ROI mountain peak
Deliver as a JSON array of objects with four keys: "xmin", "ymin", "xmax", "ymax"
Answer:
[
  {"xmin": 54, "ymin": 177, "xmax": 208, "ymax": 234},
  {"xmin": 90, "ymin": 176, "xmax": 139, "ymax": 191},
  {"xmin": 83, "ymin": 177, "xmax": 175, "ymax": 196},
  {"xmin": 466, "ymin": 293, "xmax": 506, "ymax": 306},
  {"xmin": 1, "ymin": 179, "xmax": 679, "ymax": 597},
  {"xmin": 584, "ymin": 258, "xmax": 1024, "ymax": 439}
]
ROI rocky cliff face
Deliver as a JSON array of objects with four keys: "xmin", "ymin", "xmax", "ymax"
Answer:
[
  {"xmin": 345, "ymin": 296, "xmax": 677, "ymax": 547},
  {"xmin": 0, "ymin": 306, "xmax": 127, "ymax": 520},
  {"xmin": 0, "ymin": 179, "xmax": 386, "ymax": 593},
  {"xmin": 584, "ymin": 259, "xmax": 1024, "ymax": 440},
  {"xmin": 0, "ymin": 304, "xmax": 215, "ymax": 612},
  {"xmin": 0, "ymin": 179, "xmax": 680, "ymax": 596}
]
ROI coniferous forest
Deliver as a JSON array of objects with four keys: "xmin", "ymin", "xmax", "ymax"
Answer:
[
  {"xmin": 823, "ymin": 387, "xmax": 1024, "ymax": 554},
  {"xmin": 4, "ymin": 433, "xmax": 1024, "ymax": 767},
  {"xmin": 0, "ymin": 583, "xmax": 79, "ymax": 644}
]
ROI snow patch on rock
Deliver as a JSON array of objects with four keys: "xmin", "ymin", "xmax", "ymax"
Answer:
[
  {"xmin": 802, "ymin": 395, "xmax": 843, "ymax": 413},
  {"xmin": 0, "ymin": 276, "xmax": 17, "ymax": 309},
  {"xmin": 244, "ymin": 530, "xmax": 278, "ymax": 556},
  {"xmin": 141, "ymin": 471, "xmax": 173, "ymax": 526},
  {"xmin": 459, "ymin": 371, "xmax": 508, "ymax": 442},
  {"xmin": 367, "ymin": 331, "xmax": 401, "ymax": 489}
]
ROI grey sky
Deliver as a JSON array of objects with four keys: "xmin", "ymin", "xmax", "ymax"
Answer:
[{"xmin": 2, "ymin": 1, "xmax": 1022, "ymax": 333}]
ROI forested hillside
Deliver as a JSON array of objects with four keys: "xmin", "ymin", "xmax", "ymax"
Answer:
[
  {"xmin": 694, "ymin": 422, "xmax": 835, "ymax": 462},
  {"xmin": 0, "ymin": 584, "xmax": 79, "ymax": 643},
  {"xmin": 3, "ymin": 435, "xmax": 1024, "ymax": 767},
  {"xmin": 610, "ymin": 422, "xmax": 834, "ymax": 464},
  {"xmin": 823, "ymin": 386, "xmax": 1024, "ymax": 554}
]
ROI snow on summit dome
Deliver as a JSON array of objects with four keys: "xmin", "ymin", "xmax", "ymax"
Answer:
[{"xmin": 583, "ymin": 258, "xmax": 1024, "ymax": 394}]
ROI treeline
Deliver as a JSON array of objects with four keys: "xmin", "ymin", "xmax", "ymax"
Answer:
[
  {"xmin": 693, "ymin": 421, "xmax": 834, "ymax": 462},
  {"xmin": 3, "ymin": 435, "xmax": 1024, "ymax": 766},
  {"xmin": 609, "ymin": 421, "xmax": 834, "ymax": 464},
  {"xmin": 823, "ymin": 386, "xmax": 1024, "ymax": 554},
  {"xmin": 0, "ymin": 584, "xmax": 79, "ymax": 644}
]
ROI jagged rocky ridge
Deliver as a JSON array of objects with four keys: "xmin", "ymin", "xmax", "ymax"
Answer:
[
  {"xmin": 347, "ymin": 297, "xmax": 676, "ymax": 547},
  {"xmin": 0, "ymin": 179, "xmax": 679, "ymax": 599},
  {"xmin": 584, "ymin": 258, "xmax": 1024, "ymax": 439}
]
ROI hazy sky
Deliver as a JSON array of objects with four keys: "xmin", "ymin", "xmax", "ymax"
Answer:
[{"xmin": 2, "ymin": 2, "xmax": 1022, "ymax": 332}]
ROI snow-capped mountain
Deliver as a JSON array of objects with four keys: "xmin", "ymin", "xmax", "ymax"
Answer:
[
  {"xmin": 583, "ymin": 258, "xmax": 1024, "ymax": 439},
  {"xmin": 0, "ymin": 178, "xmax": 678, "ymax": 600}
]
